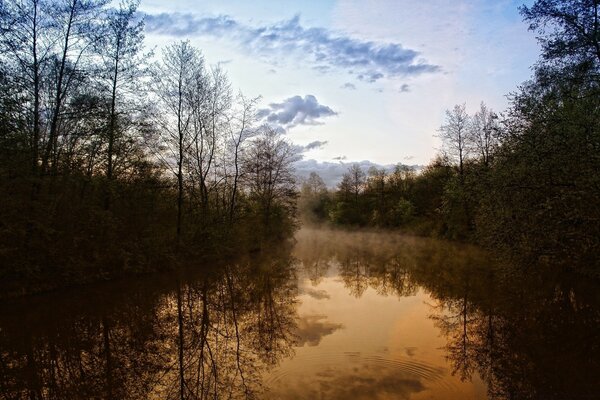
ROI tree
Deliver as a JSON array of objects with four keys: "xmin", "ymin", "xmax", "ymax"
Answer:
[
  {"xmin": 242, "ymin": 126, "xmax": 298, "ymax": 228},
  {"xmin": 0, "ymin": 0, "xmax": 52, "ymax": 173},
  {"xmin": 151, "ymin": 41, "xmax": 205, "ymax": 244},
  {"xmin": 298, "ymin": 171, "xmax": 329, "ymax": 224},
  {"xmin": 227, "ymin": 94, "xmax": 259, "ymax": 222},
  {"xmin": 97, "ymin": 0, "xmax": 146, "ymax": 183},
  {"xmin": 41, "ymin": 0, "xmax": 109, "ymax": 175},
  {"xmin": 469, "ymin": 102, "xmax": 499, "ymax": 167},
  {"xmin": 521, "ymin": 0, "xmax": 600, "ymax": 67},
  {"xmin": 472, "ymin": 0, "xmax": 600, "ymax": 269},
  {"xmin": 439, "ymin": 103, "xmax": 471, "ymax": 180},
  {"xmin": 188, "ymin": 64, "xmax": 231, "ymax": 215},
  {"xmin": 346, "ymin": 164, "xmax": 365, "ymax": 204}
]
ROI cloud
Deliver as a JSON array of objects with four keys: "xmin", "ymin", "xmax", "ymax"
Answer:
[
  {"xmin": 268, "ymin": 354, "xmax": 445, "ymax": 400},
  {"xmin": 341, "ymin": 82, "xmax": 356, "ymax": 90},
  {"xmin": 143, "ymin": 13, "xmax": 440, "ymax": 82},
  {"xmin": 304, "ymin": 140, "xmax": 328, "ymax": 151},
  {"xmin": 399, "ymin": 83, "xmax": 410, "ymax": 92},
  {"xmin": 257, "ymin": 95, "xmax": 337, "ymax": 130},
  {"xmin": 294, "ymin": 315, "xmax": 343, "ymax": 347},
  {"xmin": 295, "ymin": 159, "xmax": 423, "ymax": 187},
  {"xmin": 358, "ymin": 72, "xmax": 384, "ymax": 83}
]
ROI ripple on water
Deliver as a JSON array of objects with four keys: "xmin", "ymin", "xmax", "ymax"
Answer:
[{"xmin": 264, "ymin": 350, "xmax": 457, "ymax": 393}]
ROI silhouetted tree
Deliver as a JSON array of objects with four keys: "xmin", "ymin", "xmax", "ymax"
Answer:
[{"xmin": 439, "ymin": 103, "xmax": 470, "ymax": 181}]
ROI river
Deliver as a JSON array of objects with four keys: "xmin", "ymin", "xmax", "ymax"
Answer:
[{"xmin": 0, "ymin": 228, "xmax": 598, "ymax": 399}]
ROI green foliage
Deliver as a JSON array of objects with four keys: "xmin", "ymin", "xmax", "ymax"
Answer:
[{"xmin": 298, "ymin": 0, "xmax": 600, "ymax": 274}]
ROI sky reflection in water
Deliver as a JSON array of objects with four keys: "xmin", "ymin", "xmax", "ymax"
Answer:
[{"xmin": 0, "ymin": 228, "xmax": 598, "ymax": 399}]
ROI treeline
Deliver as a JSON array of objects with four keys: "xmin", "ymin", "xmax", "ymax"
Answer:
[
  {"xmin": 0, "ymin": 0, "xmax": 298, "ymax": 293},
  {"xmin": 299, "ymin": 0, "xmax": 600, "ymax": 273}
]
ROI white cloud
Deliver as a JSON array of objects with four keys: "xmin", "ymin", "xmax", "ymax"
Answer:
[
  {"xmin": 143, "ymin": 13, "xmax": 440, "ymax": 82},
  {"xmin": 257, "ymin": 95, "xmax": 337, "ymax": 130}
]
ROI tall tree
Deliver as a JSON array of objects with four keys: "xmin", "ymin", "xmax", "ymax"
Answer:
[
  {"xmin": 97, "ymin": 0, "xmax": 145, "ymax": 183},
  {"xmin": 439, "ymin": 103, "xmax": 471, "ymax": 180},
  {"xmin": 469, "ymin": 102, "xmax": 499, "ymax": 167},
  {"xmin": 0, "ymin": 0, "xmax": 52, "ymax": 173},
  {"xmin": 152, "ymin": 41, "xmax": 205, "ymax": 244},
  {"xmin": 227, "ymin": 94, "xmax": 258, "ymax": 222},
  {"xmin": 521, "ymin": 0, "xmax": 600, "ymax": 66},
  {"xmin": 41, "ymin": 0, "xmax": 109, "ymax": 175},
  {"xmin": 242, "ymin": 126, "xmax": 298, "ymax": 227}
]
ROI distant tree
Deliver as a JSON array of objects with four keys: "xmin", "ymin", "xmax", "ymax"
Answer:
[
  {"xmin": 298, "ymin": 172, "xmax": 329, "ymax": 224},
  {"xmin": 346, "ymin": 164, "xmax": 365, "ymax": 203},
  {"xmin": 366, "ymin": 167, "xmax": 387, "ymax": 225},
  {"xmin": 388, "ymin": 164, "xmax": 414, "ymax": 196},
  {"xmin": 242, "ymin": 126, "xmax": 298, "ymax": 227},
  {"xmin": 303, "ymin": 171, "xmax": 327, "ymax": 195}
]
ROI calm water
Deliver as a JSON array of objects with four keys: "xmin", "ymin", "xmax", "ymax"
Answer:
[{"xmin": 0, "ymin": 228, "xmax": 598, "ymax": 399}]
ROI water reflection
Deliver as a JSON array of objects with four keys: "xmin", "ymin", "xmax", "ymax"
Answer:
[
  {"xmin": 0, "ymin": 244, "xmax": 298, "ymax": 400},
  {"xmin": 0, "ymin": 228, "xmax": 598, "ymax": 399}
]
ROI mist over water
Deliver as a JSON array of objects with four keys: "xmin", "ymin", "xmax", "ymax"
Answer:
[{"xmin": 0, "ymin": 228, "xmax": 598, "ymax": 399}]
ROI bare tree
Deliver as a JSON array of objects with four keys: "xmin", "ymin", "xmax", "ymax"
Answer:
[
  {"xmin": 152, "ymin": 41, "xmax": 204, "ymax": 244},
  {"xmin": 41, "ymin": 0, "xmax": 109, "ymax": 175},
  {"xmin": 439, "ymin": 103, "xmax": 471, "ymax": 180},
  {"xmin": 227, "ymin": 93, "xmax": 259, "ymax": 222},
  {"xmin": 0, "ymin": 0, "xmax": 53, "ymax": 173},
  {"xmin": 97, "ymin": 0, "xmax": 146, "ymax": 183},
  {"xmin": 469, "ymin": 102, "xmax": 499, "ymax": 167},
  {"xmin": 189, "ymin": 64, "xmax": 231, "ymax": 214}
]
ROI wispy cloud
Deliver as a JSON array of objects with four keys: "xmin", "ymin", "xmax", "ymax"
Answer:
[
  {"xmin": 143, "ymin": 13, "xmax": 440, "ymax": 82},
  {"xmin": 341, "ymin": 82, "xmax": 356, "ymax": 90},
  {"xmin": 358, "ymin": 72, "xmax": 383, "ymax": 83},
  {"xmin": 257, "ymin": 95, "xmax": 337, "ymax": 130}
]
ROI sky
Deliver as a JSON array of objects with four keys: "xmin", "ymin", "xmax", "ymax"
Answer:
[{"xmin": 138, "ymin": 0, "xmax": 539, "ymax": 182}]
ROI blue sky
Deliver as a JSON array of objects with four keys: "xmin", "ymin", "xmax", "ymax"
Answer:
[{"xmin": 139, "ymin": 0, "xmax": 538, "ymax": 169}]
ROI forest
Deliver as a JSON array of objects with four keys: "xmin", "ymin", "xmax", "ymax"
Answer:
[
  {"xmin": 298, "ymin": 1, "xmax": 600, "ymax": 275},
  {"xmin": 0, "ymin": 0, "xmax": 299, "ymax": 295},
  {"xmin": 0, "ymin": 0, "xmax": 599, "ymax": 299}
]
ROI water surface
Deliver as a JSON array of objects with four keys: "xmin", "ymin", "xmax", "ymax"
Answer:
[{"xmin": 1, "ymin": 228, "xmax": 598, "ymax": 399}]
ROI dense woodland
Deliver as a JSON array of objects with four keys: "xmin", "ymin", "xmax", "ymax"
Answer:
[
  {"xmin": 298, "ymin": 1, "xmax": 600, "ymax": 274},
  {"xmin": 0, "ymin": 0, "xmax": 299, "ymax": 294}
]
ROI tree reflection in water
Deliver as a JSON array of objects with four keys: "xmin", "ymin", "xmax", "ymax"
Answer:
[
  {"xmin": 0, "ymin": 244, "xmax": 298, "ymax": 400},
  {"xmin": 1, "ymin": 229, "xmax": 599, "ymax": 399},
  {"xmin": 294, "ymin": 228, "xmax": 600, "ymax": 400}
]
